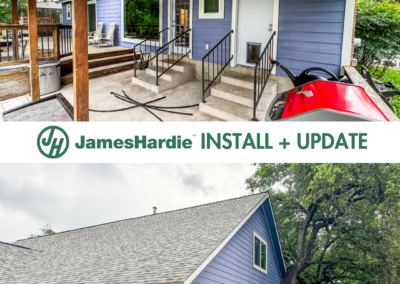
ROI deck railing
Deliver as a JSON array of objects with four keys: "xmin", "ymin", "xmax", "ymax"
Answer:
[
  {"xmin": 59, "ymin": 25, "xmax": 73, "ymax": 58},
  {"xmin": 133, "ymin": 27, "xmax": 169, "ymax": 78},
  {"xmin": 156, "ymin": 29, "xmax": 191, "ymax": 86},
  {"xmin": 0, "ymin": 24, "xmax": 72, "ymax": 67},
  {"xmin": 253, "ymin": 31, "xmax": 276, "ymax": 121},
  {"xmin": 202, "ymin": 30, "xmax": 233, "ymax": 103}
]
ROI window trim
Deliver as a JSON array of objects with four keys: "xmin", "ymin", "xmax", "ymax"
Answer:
[
  {"xmin": 199, "ymin": 0, "xmax": 224, "ymax": 19},
  {"xmin": 66, "ymin": 4, "xmax": 71, "ymax": 20},
  {"xmin": 120, "ymin": 0, "xmax": 163, "ymax": 46},
  {"xmin": 253, "ymin": 231, "xmax": 268, "ymax": 274}
]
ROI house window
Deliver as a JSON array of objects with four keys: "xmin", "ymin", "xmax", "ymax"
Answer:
[
  {"xmin": 123, "ymin": 0, "xmax": 160, "ymax": 41},
  {"xmin": 199, "ymin": 0, "xmax": 224, "ymax": 19},
  {"xmin": 254, "ymin": 232, "xmax": 267, "ymax": 274},
  {"xmin": 205, "ymin": 0, "xmax": 219, "ymax": 13},
  {"xmin": 66, "ymin": 4, "xmax": 71, "ymax": 20}
]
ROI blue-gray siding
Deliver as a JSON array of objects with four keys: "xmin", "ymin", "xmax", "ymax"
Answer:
[
  {"xmin": 192, "ymin": 0, "xmax": 232, "ymax": 61},
  {"xmin": 191, "ymin": 199, "xmax": 282, "ymax": 284},
  {"xmin": 62, "ymin": 2, "xmax": 72, "ymax": 25},
  {"xmin": 276, "ymin": 0, "xmax": 346, "ymax": 76}
]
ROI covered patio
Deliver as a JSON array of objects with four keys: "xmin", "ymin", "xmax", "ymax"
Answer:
[{"xmin": 0, "ymin": 68, "xmax": 218, "ymax": 122}]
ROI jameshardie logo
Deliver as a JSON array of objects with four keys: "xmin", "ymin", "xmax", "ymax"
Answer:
[{"xmin": 37, "ymin": 126, "xmax": 69, "ymax": 159}]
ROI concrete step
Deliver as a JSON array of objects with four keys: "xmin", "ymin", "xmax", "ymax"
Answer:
[
  {"xmin": 145, "ymin": 66, "xmax": 183, "ymax": 82},
  {"xmin": 210, "ymin": 82, "xmax": 276, "ymax": 112},
  {"xmin": 221, "ymin": 71, "xmax": 278, "ymax": 96},
  {"xmin": 132, "ymin": 61, "xmax": 194, "ymax": 93},
  {"xmin": 199, "ymin": 96, "xmax": 265, "ymax": 122},
  {"xmin": 191, "ymin": 112, "xmax": 222, "ymax": 122},
  {"xmin": 158, "ymin": 58, "xmax": 191, "ymax": 73},
  {"xmin": 131, "ymin": 72, "xmax": 169, "ymax": 93},
  {"xmin": 61, "ymin": 60, "xmax": 134, "ymax": 85}
]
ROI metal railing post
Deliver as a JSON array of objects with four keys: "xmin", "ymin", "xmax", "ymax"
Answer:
[
  {"xmin": 201, "ymin": 30, "xmax": 234, "ymax": 103},
  {"xmin": 253, "ymin": 31, "xmax": 276, "ymax": 121},
  {"xmin": 202, "ymin": 58, "xmax": 205, "ymax": 103},
  {"xmin": 156, "ymin": 51, "xmax": 159, "ymax": 86}
]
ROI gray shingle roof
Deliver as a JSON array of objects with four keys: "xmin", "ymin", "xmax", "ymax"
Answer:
[
  {"xmin": 2, "ymin": 193, "xmax": 267, "ymax": 284},
  {"xmin": 0, "ymin": 242, "xmax": 40, "ymax": 284}
]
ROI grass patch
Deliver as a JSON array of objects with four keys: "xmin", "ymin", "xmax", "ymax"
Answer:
[
  {"xmin": 371, "ymin": 67, "xmax": 400, "ymax": 88},
  {"xmin": 370, "ymin": 67, "xmax": 400, "ymax": 119}
]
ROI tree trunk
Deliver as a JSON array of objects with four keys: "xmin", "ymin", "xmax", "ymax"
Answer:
[{"xmin": 281, "ymin": 264, "xmax": 305, "ymax": 284}]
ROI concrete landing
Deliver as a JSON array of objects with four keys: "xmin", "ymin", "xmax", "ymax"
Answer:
[{"xmin": 199, "ymin": 71, "xmax": 277, "ymax": 121}]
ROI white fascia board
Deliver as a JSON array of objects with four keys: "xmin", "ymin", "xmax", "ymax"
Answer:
[
  {"xmin": 183, "ymin": 193, "xmax": 270, "ymax": 284},
  {"xmin": 267, "ymin": 196, "xmax": 287, "ymax": 273}
]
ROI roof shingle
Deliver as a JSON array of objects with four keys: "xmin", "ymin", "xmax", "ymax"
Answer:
[{"xmin": 2, "ymin": 193, "xmax": 268, "ymax": 284}]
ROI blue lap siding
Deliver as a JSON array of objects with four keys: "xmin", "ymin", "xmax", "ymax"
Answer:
[
  {"xmin": 191, "ymin": 198, "xmax": 283, "ymax": 284},
  {"xmin": 192, "ymin": 0, "xmax": 232, "ymax": 61},
  {"xmin": 276, "ymin": 0, "xmax": 346, "ymax": 76},
  {"xmin": 94, "ymin": 0, "xmax": 347, "ymax": 76},
  {"xmin": 62, "ymin": 2, "xmax": 72, "ymax": 25}
]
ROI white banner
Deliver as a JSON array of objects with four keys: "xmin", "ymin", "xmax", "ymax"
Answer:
[{"xmin": 0, "ymin": 122, "xmax": 398, "ymax": 163}]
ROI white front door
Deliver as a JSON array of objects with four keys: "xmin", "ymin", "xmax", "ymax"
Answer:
[
  {"xmin": 236, "ymin": 0, "xmax": 274, "ymax": 67},
  {"xmin": 172, "ymin": 0, "xmax": 190, "ymax": 54}
]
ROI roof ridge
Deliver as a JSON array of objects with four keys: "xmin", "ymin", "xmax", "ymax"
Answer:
[
  {"xmin": 16, "ymin": 192, "xmax": 268, "ymax": 242},
  {"xmin": 0, "ymin": 241, "xmax": 32, "ymax": 250}
]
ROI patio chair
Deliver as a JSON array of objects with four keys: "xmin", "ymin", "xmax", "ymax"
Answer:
[
  {"xmin": 88, "ymin": 22, "xmax": 103, "ymax": 45},
  {"xmin": 96, "ymin": 23, "xmax": 116, "ymax": 48}
]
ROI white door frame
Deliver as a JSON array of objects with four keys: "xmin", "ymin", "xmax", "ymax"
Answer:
[
  {"xmin": 231, "ymin": 0, "xmax": 279, "ymax": 75},
  {"xmin": 168, "ymin": 0, "xmax": 193, "ymax": 59},
  {"xmin": 340, "ymin": 0, "xmax": 356, "ymax": 75}
]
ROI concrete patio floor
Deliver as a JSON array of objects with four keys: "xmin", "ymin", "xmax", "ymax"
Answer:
[{"xmin": 0, "ymin": 68, "xmax": 220, "ymax": 122}]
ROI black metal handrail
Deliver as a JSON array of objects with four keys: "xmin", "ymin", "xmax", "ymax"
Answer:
[
  {"xmin": 156, "ymin": 29, "xmax": 191, "ymax": 86},
  {"xmin": 202, "ymin": 30, "xmax": 233, "ymax": 103},
  {"xmin": 253, "ymin": 31, "xmax": 276, "ymax": 121},
  {"xmin": 133, "ymin": 27, "xmax": 169, "ymax": 77}
]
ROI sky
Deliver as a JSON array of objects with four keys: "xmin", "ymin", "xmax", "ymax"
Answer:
[{"xmin": 0, "ymin": 164, "xmax": 257, "ymax": 243}]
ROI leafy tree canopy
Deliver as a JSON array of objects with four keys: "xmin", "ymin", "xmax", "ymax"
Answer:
[
  {"xmin": 354, "ymin": 0, "xmax": 400, "ymax": 78},
  {"xmin": 0, "ymin": 0, "xmax": 28, "ymax": 24},
  {"xmin": 29, "ymin": 224, "xmax": 56, "ymax": 238},
  {"xmin": 246, "ymin": 164, "xmax": 400, "ymax": 284}
]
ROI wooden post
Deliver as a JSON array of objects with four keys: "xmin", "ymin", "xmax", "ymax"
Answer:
[
  {"xmin": 53, "ymin": 26, "xmax": 60, "ymax": 59},
  {"xmin": 72, "ymin": 0, "xmax": 89, "ymax": 121},
  {"xmin": 27, "ymin": 0, "xmax": 40, "ymax": 101},
  {"xmin": 11, "ymin": 0, "xmax": 19, "ymax": 61}
]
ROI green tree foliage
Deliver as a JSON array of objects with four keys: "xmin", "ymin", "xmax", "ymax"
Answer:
[
  {"xmin": 125, "ymin": 0, "xmax": 159, "ymax": 38},
  {"xmin": 125, "ymin": 0, "xmax": 159, "ymax": 26},
  {"xmin": 0, "ymin": 0, "xmax": 28, "ymax": 24},
  {"xmin": 29, "ymin": 224, "xmax": 56, "ymax": 238},
  {"xmin": 246, "ymin": 164, "xmax": 400, "ymax": 284},
  {"xmin": 354, "ymin": 0, "xmax": 400, "ymax": 79}
]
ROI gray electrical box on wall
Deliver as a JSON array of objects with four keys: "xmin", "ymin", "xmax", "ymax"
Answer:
[{"xmin": 205, "ymin": 42, "xmax": 210, "ymax": 50}]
